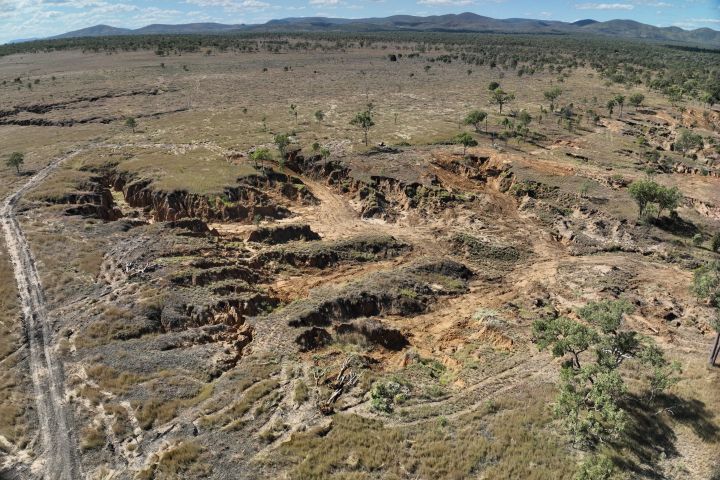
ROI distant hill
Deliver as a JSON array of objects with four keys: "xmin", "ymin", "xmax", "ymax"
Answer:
[
  {"xmin": 572, "ymin": 19, "xmax": 598, "ymax": 27},
  {"xmin": 48, "ymin": 13, "xmax": 720, "ymax": 47},
  {"xmin": 53, "ymin": 24, "xmax": 132, "ymax": 38}
]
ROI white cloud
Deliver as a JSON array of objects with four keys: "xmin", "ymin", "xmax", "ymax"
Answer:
[
  {"xmin": 576, "ymin": 3, "xmax": 634, "ymax": 10},
  {"xmin": 309, "ymin": 0, "xmax": 339, "ymax": 5},
  {"xmin": 417, "ymin": 0, "xmax": 473, "ymax": 5},
  {"xmin": 185, "ymin": 0, "xmax": 269, "ymax": 8}
]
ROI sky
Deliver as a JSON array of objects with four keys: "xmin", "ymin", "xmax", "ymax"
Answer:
[{"xmin": 0, "ymin": 0, "xmax": 718, "ymax": 44}]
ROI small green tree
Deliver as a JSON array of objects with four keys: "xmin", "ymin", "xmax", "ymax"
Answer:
[
  {"xmin": 628, "ymin": 179, "xmax": 680, "ymax": 219},
  {"xmin": 655, "ymin": 185, "xmax": 682, "ymax": 217},
  {"xmin": 517, "ymin": 110, "xmax": 532, "ymax": 128},
  {"xmin": 606, "ymin": 99, "xmax": 616, "ymax": 116},
  {"xmin": 274, "ymin": 133, "xmax": 291, "ymax": 159},
  {"xmin": 463, "ymin": 110, "xmax": 488, "ymax": 133},
  {"xmin": 675, "ymin": 129, "xmax": 704, "ymax": 157},
  {"xmin": 488, "ymin": 81, "xmax": 500, "ymax": 91},
  {"xmin": 314, "ymin": 110, "xmax": 324, "ymax": 124},
  {"xmin": 289, "ymin": 104, "xmax": 298, "ymax": 123},
  {"xmin": 454, "ymin": 132, "xmax": 477, "ymax": 155},
  {"xmin": 628, "ymin": 179, "xmax": 657, "ymax": 217},
  {"xmin": 712, "ymin": 232, "xmax": 720, "ymax": 253},
  {"xmin": 250, "ymin": 147, "xmax": 272, "ymax": 171},
  {"xmin": 489, "ymin": 88, "xmax": 514, "ymax": 114},
  {"xmin": 533, "ymin": 300, "xmax": 679, "ymax": 449},
  {"xmin": 628, "ymin": 93, "xmax": 645, "ymax": 110},
  {"xmin": 350, "ymin": 110, "xmax": 375, "ymax": 146},
  {"xmin": 613, "ymin": 95, "xmax": 625, "ymax": 118},
  {"xmin": 6, "ymin": 152, "xmax": 24, "ymax": 175},
  {"xmin": 125, "ymin": 117, "xmax": 137, "ymax": 133},
  {"xmin": 544, "ymin": 87, "xmax": 563, "ymax": 112}
]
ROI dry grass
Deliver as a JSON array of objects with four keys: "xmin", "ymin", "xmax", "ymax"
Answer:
[
  {"xmin": 86, "ymin": 363, "xmax": 145, "ymax": 394},
  {"xmin": 133, "ymin": 381, "xmax": 213, "ymax": 430},
  {"xmin": 24, "ymin": 166, "xmax": 94, "ymax": 203},
  {"xmin": 0, "ymin": 242, "xmax": 30, "ymax": 448},
  {"xmin": 200, "ymin": 378, "xmax": 280, "ymax": 430},
  {"xmin": 274, "ymin": 384, "xmax": 575, "ymax": 480},
  {"xmin": 75, "ymin": 305, "xmax": 136, "ymax": 349},
  {"xmin": 137, "ymin": 440, "xmax": 211, "ymax": 480},
  {"xmin": 79, "ymin": 424, "xmax": 105, "ymax": 451}
]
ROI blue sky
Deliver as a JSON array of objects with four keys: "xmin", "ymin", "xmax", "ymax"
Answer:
[{"xmin": 1, "ymin": 0, "xmax": 718, "ymax": 44}]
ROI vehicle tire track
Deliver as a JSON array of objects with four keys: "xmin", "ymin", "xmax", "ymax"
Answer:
[{"xmin": 1, "ymin": 151, "xmax": 83, "ymax": 480}]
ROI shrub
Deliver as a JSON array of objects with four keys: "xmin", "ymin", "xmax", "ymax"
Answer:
[
  {"xmin": 575, "ymin": 455, "xmax": 615, "ymax": 480},
  {"xmin": 370, "ymin": 381, "xmax": 410, "ymax": 413},
  {"xmin": 692, "ymin": 233, "xmax": 704, "ymax": 247},
  {"xmin": 712, "ymin": 232, "xmax": 720, "ymax": 253}
]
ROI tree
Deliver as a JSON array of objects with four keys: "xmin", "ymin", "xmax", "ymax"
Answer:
[
  {"xmin": 613, "ymin": 95, "xmax": 625, "ymax": 117},
  {"xmin": 516, "ymin": 110, "xmax": 532, "ymax": 141},
  {"xmin": 628, "ymin": 179, "xmax": 681, "ymax": 218},
  {"xmin": 691, "ymin": 261, "xmax": 720, "ymax": 366},
  {"xmin": 533, "ymin": 300, "xmax": 679, "ymax": 450},
  {"xmin": 628, "ymin": 93, "xmax": 645, "ymax": 110},
  {"xmin": 274, "ymin": 133, "xmax": 290, "ymax": 159},
  {"xmin": 700, "ymin": 92, "xmax": 715, "ymax": 109},
  {"xmin": 314, "ymin": 110, "xmax": 324, "ymax": 124},
  {"xmin": 655, "ymin": 185, "xmax": 682, "ymax": 217},
  {"xmin": 712, "ymin": 232, "xmax": 720, "ymax": 253},
  {"xmin": 517, "ymin": 110, "xmax": 532, "ymax": 128},
  {"xmin": 544, "ymin": 87, "xmax": 563, "ymax": 112},
  {"xmin": 463, "ymin": 110, "xmax": 488, "ymax": 133},
  {"xmin": 125, "ymin": 117, "xmax": 137, "ymax": 133},
  {"xmin": 675, "ymin": 129, "xmax": 704, "ymax": 157},
  {"xmin": 289, "ymin": 104, "xmax": 298, "ymax": 123},
  {"xmin": 488, "ymin": 81, "xmax": 500, "ymax": 91},
  {"xmin": 667, "ymin": 85, "xmax": 683, "ymax": 105},
  {"xmin": 350, "ymin": 110, "xmax": 375, "ymax": 146},
  {"xmin": 454, "ymin": 132, "xmax": 477, "ymax": 155},
  {"xmin": 606, "ymin": 99, "xmax": 616, "ymax": 116},
  {"xmin": 489, "ymin": 88, "xmax": 514, "ymax": 114},
  {"xmin": 6, "ymin": 152, "xmax": 24, "ymax": 175},
  {"xmin": 250, "ymin": 147, "xmax": 272, "ymax": 171}
]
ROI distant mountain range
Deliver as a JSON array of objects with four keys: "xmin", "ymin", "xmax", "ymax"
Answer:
[{"xmin": 48, "ymin": 13, "xmax": 720, "ymax": 47}]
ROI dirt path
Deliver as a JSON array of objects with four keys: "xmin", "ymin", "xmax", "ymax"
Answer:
[{"xmin": 0, "ymin": 152, "xmax": 83, "ymax": 479}]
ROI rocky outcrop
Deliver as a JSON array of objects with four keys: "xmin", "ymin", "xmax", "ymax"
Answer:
[
  {"xmin": 451, "ymin": 233, "xmax": 524, "ymax": 264},
  {"xmin": 294, "ymin": 153, "xmax": 471, "ymax": 220},
  {"xmin": 246, "ymin": 224, "xmax": 321, "ymax": 244},
  {"xmin": 253, "ymin": 259, "xmax": 472, "ymax": 352},
  {"xmin": 42, "ymin": 177, "xmax": 123, "ymax": 220},
  {"xmin": 256, "ymin": 235, "xmax": 410, "ymax": 269},
  {"xmin": 107, "ymin": 170, "xmax": 315, "ymax": 222}
]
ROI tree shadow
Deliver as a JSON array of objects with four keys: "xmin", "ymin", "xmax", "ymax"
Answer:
[
  {"xmin": 588, "ymin": 196, "xmax": 609, "ymax": 205},
  {"xmin": 612, "ymin": 393, "xmax": 719, "ymax": 478},
  {"xmin": 651, "ymin": 215, "xmax": 699, "ymax": 238}
]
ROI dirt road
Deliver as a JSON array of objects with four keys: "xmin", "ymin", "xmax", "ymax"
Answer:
[{"xmin": 0, "ymin": 152, "xmax": 82, "ymax": 479}]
